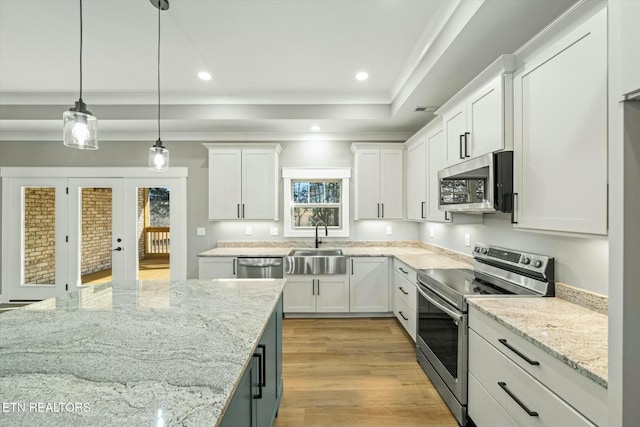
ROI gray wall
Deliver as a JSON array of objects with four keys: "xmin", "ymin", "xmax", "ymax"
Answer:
[
  {"xmin": 0, "ymin": 140, "xmax": 418, "ymax": 280},
  {"xmin": 419, "ymin": 214, "xmax": 609, "ymax": 295}
]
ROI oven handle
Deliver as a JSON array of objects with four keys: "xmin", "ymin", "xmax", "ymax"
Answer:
[{"xmin": 416, "ymin": 285, "xmax": 463, "ymax": 322}]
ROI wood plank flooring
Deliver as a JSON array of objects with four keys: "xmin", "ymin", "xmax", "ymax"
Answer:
[{"xmin": 275, "ymin": 318, "xmax": 457, "ymax": 427}]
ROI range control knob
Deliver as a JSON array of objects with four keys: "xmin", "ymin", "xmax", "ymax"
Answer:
[
  {"xmin": 521, "ymin": 257, "xmax": 531, "ymax": 265},
  {"xmin": 533, "ymin": 260, "xmax": 543, "ymax": 268},
  {"xmin": 481, "ymin": 248, "xmax": 488, "ymax": 255}
]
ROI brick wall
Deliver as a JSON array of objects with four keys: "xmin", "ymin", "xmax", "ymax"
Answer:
[
  {"xmin": 81, "ymin": 188, "xmax": 112, "ymax": 275},
  {"xmin": 23, "ymin": 187, "xmax": 56, "ymax": 284},
  {"xmin": 138, "ymin": 188, "xmax": 145, "ymax": 260}
]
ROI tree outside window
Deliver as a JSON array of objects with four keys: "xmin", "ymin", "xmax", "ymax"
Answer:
[{"xmin": 292, "ymin": 180, "xmax": 341, "ymax": 228}]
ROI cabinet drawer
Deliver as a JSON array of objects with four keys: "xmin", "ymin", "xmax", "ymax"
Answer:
[
  {"xmin": 469, "ymin": 330, "xmax": 595, "ymax": 427},
  {"xmin": 469, "ymin": 306, "xmax": 606, "ymax": 426},
  {"xmin": 393, "ymin": 258, "xmax": 417, "ymax": 284},
  {"xmin": 393, "ymin": 293, "xmax": 416, "ymax": 341},
  {"xmin": 468, "ymin": 372, "xmax": 519, "ymax": 427},
  {"xmin": 393, "ymin": 271, "xmax": 416, "ymax": 312}
]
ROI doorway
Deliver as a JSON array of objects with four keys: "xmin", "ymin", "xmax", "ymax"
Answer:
[{"xmin": 0, "ymin": 168, "xmax": 188, "ymax": 303}]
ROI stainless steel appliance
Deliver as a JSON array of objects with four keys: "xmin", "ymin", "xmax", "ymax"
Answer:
[
  {"xmin": 416, "ymin": 244, "xmax": 554, "ymax": 426},
  {"xmin": 237, "ymin": 257, "xmax": 284, "ymax": 279},
  {"xmin": 438, "ymin": 151, "xmax": 513, "ymax": 214}
]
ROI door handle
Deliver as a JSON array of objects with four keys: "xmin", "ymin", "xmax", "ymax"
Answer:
[
  {"xmin": 377, "ymin": 203, "xmax": 380, "ymax": 218},
  {"xmin": 421, "ymin": 201, "xmax": 426, "ymax": 219},
  {"xmin": 258, "ymin": 344, "xmax": 266, "ymax": 387},
  {"xmin": 398, "ymin": 311, "xmax": 408, "ymax": 321},
  {"xmin": 312, "ymin": 279, "xmax": 315, "ymax": 295},
  {"xmin": 498, "ymin": 382, "xmax": 538, "ymax": 417},
  {"xmin": 237, "ymin": 203, "xmax": 240, "ymax": 218},
  {"xmin": 242, "ymin": 204, "xmax": 245, "ymax": 218},
  {"xmin": 459, "ymin": 135, "xmax": 465, "ymax": 159},
  {"xmin": 464, "ymin": 132, "xmax": 470, "ymax": 157},
  {"xmin": 252, "ymin": 352, "xmax": 263, "ymax": 399},
  {"xmin": 317, "ymin": 279, "xmax": 320, "ymax": 295},
  {"xmin": 444, "ymin": 211, "xmax": 450, "ymax": 221},
  {"xmin": 399, "ymin": 286, "xmax": 409, "ymax": 295},
  {"xmin": 112, "ymin": 247, "xmax": 123, "ymax": 252},
  {"xmin": 511, "ymin": 193, "xmax": 518, "ymax": 224},
  {"xmin": 381, "ymin": 203, "xmax": 384, "ymax": 218},
  {"xmin": 232, "ymin": 258, "xmax": 236, "ymax": 275}
]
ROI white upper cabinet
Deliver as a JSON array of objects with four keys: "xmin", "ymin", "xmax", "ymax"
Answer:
[
  {"xmin": 406, "ymin": 136, "xmax": 427, "ymax": 221},
  {"xmin": 204, "ymin": 143, "xmax": 282, "ymax": 221},
  {"xmin": 512, "ymin": 7, "xmax": 607, "ymax": 235},
  {"xmin": 438, "ymin": 55, "xmax": 515, "ymax": 167},
  {"xmin": 425, "ymin": 126, "xmax": 450, "ymax": 222},
  {"xmin": 352, "ymin": 144, "xmax": 404, "ymax": 220},
  {"xmin": 614, "ymin": 0, "xmax": 640, "ymax": 99}
]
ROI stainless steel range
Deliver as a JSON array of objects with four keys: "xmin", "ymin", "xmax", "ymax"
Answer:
[{"xmin": 416, "ymin": 244, "xmax": 555, "ymax": 426}]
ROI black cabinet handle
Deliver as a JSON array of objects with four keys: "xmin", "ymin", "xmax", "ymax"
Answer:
[
  {"xmin": 399, "ymin": 311, "xmax": 408, "ymax": 321},
  {"xmin": 258, "ymin": 344, "xmax": 266, "ymax": 387},
  {"xmin": 232, "ymin": 258, "xmax": 236, "ymax": 275},
  {"xmin": 399, "ymin": 267, "xmax": 408, "ymax": 274},
  {"xmin": 253, "ymin": 352, "xmax": 263, "ymax": 399},
  {"xmin": 459, "ymin": 135, "xmax": 465, "ymax": 159},
  {"xmin": 377, "ymin": 203, "xmax": 380, "ymax": 218},
  {"xmin": 242, "ymin": 203, "xmax": 245, "ymax": 218},
  {"xmin": 464, "ymin": 132, "xmax": 470, "ymax": 157},
  {"xmin": 399, "ymin": 286, "xmax": 409, "ymax": 295},
  {"xmin": 444, "ymin": 211, "xmax": 450, "ymax": 221},
  {"xmin": 498, "ymin": 382, "xmax": 538, "ymax": 416},
  {"xmin": 511, "ymin": 193, "xmax": 518, "ymax": 224},
  {"xmin": 317, "ymin": 279, "xmax": 320, "ymax": 295},
  {"xmin": 421, "ymin": 201, "xmax": 426, "ymax": 219},
  {"xmin": 312, "ymin": 279, "xmax": 315, "ymax": 295},
  {"xmin": 498, "ymin": 338, "xmax": 539, "ymax": 365},
  {"xmin": 237, "ymin": 203, "xmax": 240, "ymax": 219},
  {"xmin": 351, "ymin": 259, "xmax": 354, "ymax": 275}
]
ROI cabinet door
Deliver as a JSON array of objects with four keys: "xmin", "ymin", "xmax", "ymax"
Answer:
[
  {"xmin": 219, "ymin": 359, "xmax": 256, "ymax": 427},
  {"xmin": 198, "ymin": 257, "xmax": 236, "ymax": 279},
  {"xmin": 467, "ymin": 75, "xmax": 503, "ymax": 158},
  {"xmin": 379, "ymin": 149, "xmax": 404, "ymax": 219},
  {"xmin": 406, "ymin": 140, "xmax": 427, "ymax": 221},
  {"xmin": 349, "ymin": 257, "xmax": 389, "ymax": 312},
  {"xmin": 426, "ymin": 127, "xmax": 450, "ymax": 222},
  {"xmin": 316, "ymin": 276, "xmax": 349, "ymax": 312},
  {"xmin": 443, "ymin": 104, "xmax": 467, "ymax": 166},
  {"xmin": 282, "ymin": 277, "xmax": 315, "ymax": 313},
  {"xmin": 209, "ymin": 149, "xmax": 242, "ymax": 220},
  {"xmin": 256, "ymin": 309, "xmax": 278, "ymax": 427},
  {"xmin": 513, "ymin": 9, "xmax": 607, "ymax": 235},
  {"xmin": 616, "ymin": 0, "xmax": 640, "ymax": 98},
  {"xmin": 242, "ymin": 150, "xmax": 278, "ymax": 220},
  {"xmin": 354, "ymin": 149, "xmax": 381, "ymax": 219}
]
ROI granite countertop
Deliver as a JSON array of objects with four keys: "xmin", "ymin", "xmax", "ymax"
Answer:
[
  {"xmin": 0, "ymin": 279, "xmax": 286, "ymax": 426},
  {"xmin": 198, "ymin": 245, "xmax": 472, "ymax": 271},
  {"xmin": 467, "ymin": 297, "xmax": 608, "ymax": 388}
]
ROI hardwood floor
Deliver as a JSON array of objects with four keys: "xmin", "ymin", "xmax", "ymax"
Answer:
[
  {"xmin": 275, "ymin": 318, "xmax": 457, "ymax": 427},
  {"xmin": 81, "ymin": 258, "xmax": 170, "ymax": 284}
]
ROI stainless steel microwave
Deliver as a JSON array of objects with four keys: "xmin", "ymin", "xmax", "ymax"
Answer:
[{"xmin": 438, "ymin": 152, "xmax": 513, "ymax": 213}]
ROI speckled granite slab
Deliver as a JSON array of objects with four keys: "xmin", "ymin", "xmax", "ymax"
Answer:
[
  {"xmin": 467, "ymin": 297, "xmax": 608, "ymax": 388},
  {"xmin": 0, "ymin": 279, "xmax": 285, "ymax": 426}
]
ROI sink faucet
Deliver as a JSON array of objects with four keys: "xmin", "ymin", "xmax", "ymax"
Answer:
[{"xmin": 315, "ymin": 221, "xmax": 328, "ymax": 248}]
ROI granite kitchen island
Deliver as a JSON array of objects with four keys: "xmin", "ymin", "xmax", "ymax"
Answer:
[{"xmin": 0, "ymin": 279, "xmax": 285, "ymax": 426}]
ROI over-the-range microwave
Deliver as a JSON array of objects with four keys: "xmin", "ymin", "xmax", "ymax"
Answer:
[{"xmin": 437, "ymin": 151, "xmax": 513, "ymax": 214}]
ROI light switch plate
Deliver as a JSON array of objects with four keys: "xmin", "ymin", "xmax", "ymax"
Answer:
[
  {"xmin": 270, "ymin": 227, "xmax": 279, "ymax": 236},
  {"xmin": 386, "ymin": 226, "xmax": 392, "ymax": 235},
  {"xmin": 196, "ymin": 227, "xmax": 206, "ymax": 236},
  {"xmin": 429, "ymin": 227, "xmax": 435, "ymax": 239},
  {"xmin": 245, "ymin": 227, "xmax": 252, "ymax": 236},
  {"xmin": 464, "ymin": 234, "xmax": 471, "ymax": 247}
]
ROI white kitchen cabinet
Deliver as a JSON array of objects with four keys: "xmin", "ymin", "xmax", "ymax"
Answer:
[
  {"xmin": 204, "ymin": 143, "xmax": 282, "ymax": 221},
  {"xmin": 392, "ymin": 259, "xmax": 416, "ymax": 341},
  {"xmin": 438, "ymin": 55, "xmax": 515, "ymax": 167},
  {"xmin": 283, "ymin": 275, "xmax": 349, "ymax": 314},
  {"xmin": 198, "ymin": 257, "xmax": 237, "ymax": 279},
  {"xmin": 425, "ymin": 125, "xmax": 450, "ymax": 222},
  {"xmin": 406, "ymin": 137, "xmax": 427, "ymax": 221},
  {"xmin": 351, "ymin": 144, "xmax": 404, "ymax": 220},
  {"xmin": 469, "ymin": 306, "xmax": 606, "ymax": 427},
  {"xmin": 615, "ymin": 0, "xmax": 640, "ymax": 99},
  {"xmin": 512, "ymin": 8, "xmax": 607, "ymax": 235},
  {"xmin": 349, "ymin": 257, "xmax": 389, "ymax": 312}
]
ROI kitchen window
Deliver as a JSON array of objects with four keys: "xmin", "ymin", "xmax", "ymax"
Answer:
[{"xmin": 282, "ymin": 168, "xmax": 350, "ymax": 237}]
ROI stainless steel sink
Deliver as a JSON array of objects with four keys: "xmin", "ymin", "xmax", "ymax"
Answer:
[{"xmin": 284, "ymin": 249, "xmax": 347, "ymax": 275}]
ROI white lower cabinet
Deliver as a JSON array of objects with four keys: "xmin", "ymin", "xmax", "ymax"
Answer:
[
  {"xmin": 469, "ymin": 306, "xmax": 606, "ymax": 427},
  {"xmin": 198, "ymin": 257, "xmax": 237, "ymax": 279},
  {"xmin": 392, "ymin": 259, "xmax": 417, "ymax": 340},
  {"xmin": 283, "ymin": 275, "xmax": 349, "ymax": 313},
  {"xmin": 349, "ymin": 257, "xmax": 390, "ymax": 312}
]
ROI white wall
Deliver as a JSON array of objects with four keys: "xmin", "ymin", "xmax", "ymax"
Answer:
[{"xmin": 419, "ymin": 213, "xmax": 609, "ymax": 295}]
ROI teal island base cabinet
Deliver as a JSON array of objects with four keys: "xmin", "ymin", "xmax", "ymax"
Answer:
[{"xmin": 221, "ymin": 296, "xmax": 284, "ymax": 427}]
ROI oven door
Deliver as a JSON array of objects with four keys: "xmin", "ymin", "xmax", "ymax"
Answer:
[{"xmin": 416, "ymin": 283, "xmax": 467, "ymax": 407}]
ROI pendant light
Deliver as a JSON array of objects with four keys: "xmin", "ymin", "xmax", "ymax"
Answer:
[
  {"xmin": 63, "ymin": 0, "xmax": 98, "ymax": 150},
  {"xmin": 149, "ymin": 0, "xmax": 170, "ymax": 171}
]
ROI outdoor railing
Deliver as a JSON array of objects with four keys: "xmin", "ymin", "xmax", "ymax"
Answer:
[{"xmin": 145, "ymin": 227, "xmax": 170, "ymax": 257}]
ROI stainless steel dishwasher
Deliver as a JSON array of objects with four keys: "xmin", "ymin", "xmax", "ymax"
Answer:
[{"xmin": 236, "ymin": 257, "xmax": 284, "ymax": 278}]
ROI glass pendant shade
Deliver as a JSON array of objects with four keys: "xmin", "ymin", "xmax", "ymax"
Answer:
[
  {"xmin": 63, "ymin": 104, "xmax": 98, "ymax": 150},
  {"xmin": 149, "ymin": 140, "xmax": 169, "ymax": 171}
]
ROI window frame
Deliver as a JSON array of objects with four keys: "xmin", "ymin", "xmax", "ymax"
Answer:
[{"xmin": 282, "ymin": 168, "xmax": 350, "ymax": 237}]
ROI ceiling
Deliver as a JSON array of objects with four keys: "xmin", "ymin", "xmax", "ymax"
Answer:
[{"xmin": 0, "ymin": 0, "xmax": 577, "ymax": 143}]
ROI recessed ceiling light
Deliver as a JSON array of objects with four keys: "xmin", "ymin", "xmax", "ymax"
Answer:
[
  {"xmin": 355, "ymin": 71, "xmax": 369, "ymax": 81},
  {"xmin": 310, "ymin": 125, "xmax": 321, "ymax": 132},
  {"xmin": 198, "ymin": 71, "xmax": 212, "ymax": 81}
]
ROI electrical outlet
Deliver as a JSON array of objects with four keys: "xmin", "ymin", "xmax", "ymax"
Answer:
[
  {"xmin": 196, "ymin": 227, "xmax": 206, "ymax": 236},
  {"xmin": 386, "ymin": 226, "xmax": 392, "ymax": 235},
  {"xmin": 464, "ymin": 234, "xmax": 471, "ymax": 247},
  {"xmin": 270, "ymin": 227, "xmax": 279, "ymax": 236},
  {"xmin": 429, "ymin": 227, "xmax": 435, "ymax": 239},
  {"xmin": 245, "ymin": 227, "xmax": 252, "ymax": 236}
]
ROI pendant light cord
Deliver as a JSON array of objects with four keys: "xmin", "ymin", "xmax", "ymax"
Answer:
[
  {"xmin": 157, "ymin": 4, "xmax": 161, "ymax": 141},
  {"xmin": 79, "ymin": 0, "xmax": 84, "ymax": 101}
]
